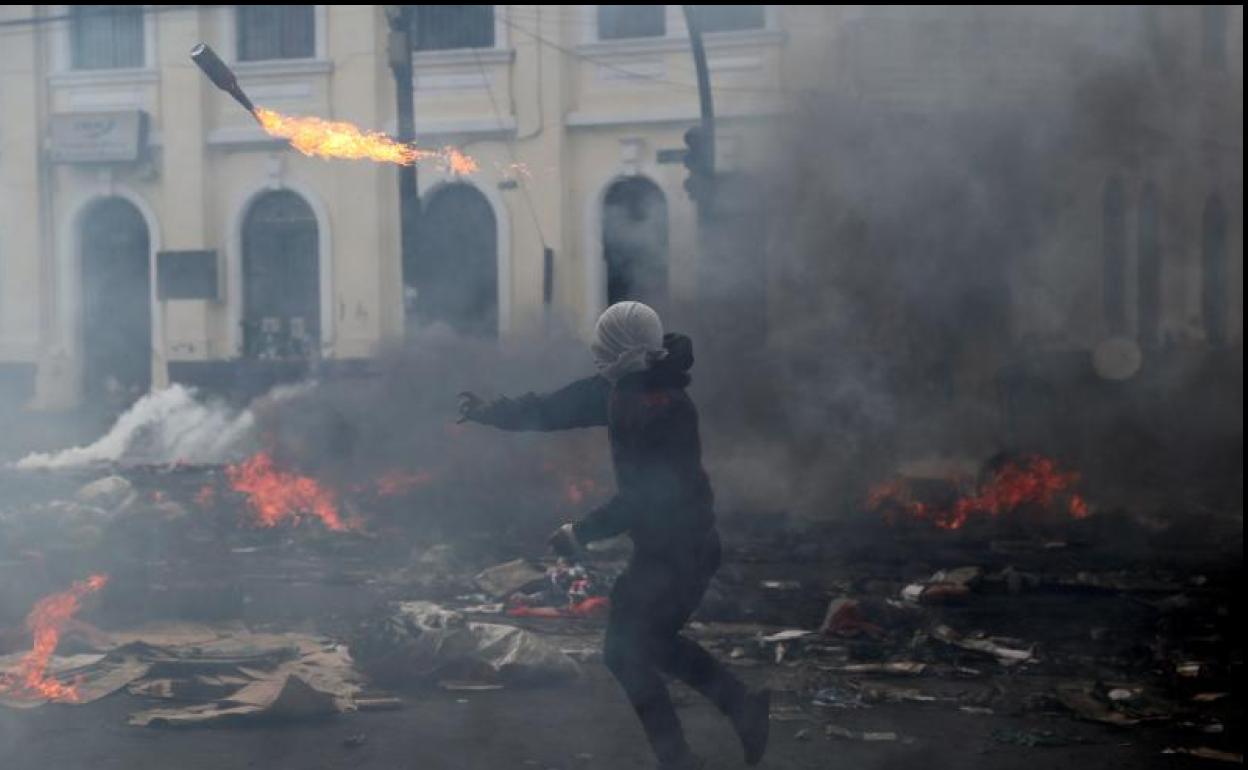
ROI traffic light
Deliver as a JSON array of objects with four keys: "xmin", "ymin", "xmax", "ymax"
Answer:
[{"xmin": 682, "ymin": 126, "xmax": 713, "ymax": 202}]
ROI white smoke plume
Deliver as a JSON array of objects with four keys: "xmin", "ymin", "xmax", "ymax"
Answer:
[{"xmin": 11, "ymin": 382, "xmax": 311, "ymax": 470}]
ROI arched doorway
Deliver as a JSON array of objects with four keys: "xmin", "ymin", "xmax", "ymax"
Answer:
[
  {"xmin": 241, "ymin": 190, "xmax": 320, "ymax": 358},
  {"xmin": 602, "ymin": 177, "xmax": 668, "ymax": 312},
  {"xmin": 1137, "ymin": 183, "xmax": 1160, "ymax": 349},
  {"xmin": 1202, "ymin": 194, "xmax": 1228, "ymax": 347},
  {"xmin": 1102, "ymin": 176, "xmax": 1127, "ymax": 335},
  {"xmin": 412, "ymin": 183, "xmax": 498, "ymax": 337},
  {"xmin": 81, "ymin": 197, "xmax": 151, "ymax": 401}
]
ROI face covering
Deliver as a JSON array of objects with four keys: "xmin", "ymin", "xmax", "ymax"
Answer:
[{"xmin": 591, "ymin": 301, "xmax": 668, "ymax": 383}]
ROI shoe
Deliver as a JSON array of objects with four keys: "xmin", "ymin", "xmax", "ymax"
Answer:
[{"xmin": 733, "ymin": 688, "xmax": 771, "ymax": 766}]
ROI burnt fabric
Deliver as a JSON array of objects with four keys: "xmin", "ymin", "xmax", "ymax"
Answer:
[{"xmin": 472, "ymin": 332, "xmax": 745, "ymax": 763}]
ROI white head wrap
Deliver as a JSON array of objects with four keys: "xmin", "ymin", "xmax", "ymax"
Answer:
[{"xmin": 591, "ymin": 301, "xmax": 667, "ymax": 383}]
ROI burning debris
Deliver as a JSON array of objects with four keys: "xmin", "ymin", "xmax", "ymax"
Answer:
[
  {"xmin": 0, "ymin": 575, "xmax": 109, "ymax": 703},
  {"xmin": 868, "ymin": 454, "xmax": 1089, "ymax": 531},
  {"xmin": 224, "ymin": 452, "xmax": 353, "ymax": 532}
]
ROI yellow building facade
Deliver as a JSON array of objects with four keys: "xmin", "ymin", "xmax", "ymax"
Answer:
[
  {"xmin": 0, "ymin": 6, "xmax": 1240, "ymax": 412},
  {"xmin": 0, "ymin": 5, "xmax": 789, "ymax": 408}
]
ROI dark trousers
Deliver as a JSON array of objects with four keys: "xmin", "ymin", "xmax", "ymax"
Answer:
[{"xmin": 603, "ymin": 530, "xmax": 746, "ymax": 764}]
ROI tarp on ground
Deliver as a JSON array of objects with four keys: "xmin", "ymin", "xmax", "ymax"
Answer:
[
  {"xmin": 352, "ymin": 601, "xmax": 581, "ymax": 688},
  {"xmin": 1, "ymin": 622, "xmax": 362, "ymax": 725}
]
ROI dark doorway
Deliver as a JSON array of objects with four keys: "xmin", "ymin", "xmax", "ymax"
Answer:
[
  {"xmin": 1137, "ymin": 183, "xmax": 1161, "ymax": 349},
  {"xmin": 603, "ymin": 176, "xmax": 668, "ymax": 313},
  {"xmin": 81, "ymin": 197, "xmax": 151, "ymax": 402},
  {"xmin": 1202, "ymin": 194, "xmax": 1228, "ymax": 347},
  {"xmin": 242, "ymin": 190, "xmax": 320, "ymax": 359},
  {"xmin": 411, "ymin": 183, "xmax": 498, "ymax": 337}
]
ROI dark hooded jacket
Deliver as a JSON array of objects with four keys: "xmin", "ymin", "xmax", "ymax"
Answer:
[{"xmin": 472, "ymin": 333, "xmax": 714, "ymax": 560}]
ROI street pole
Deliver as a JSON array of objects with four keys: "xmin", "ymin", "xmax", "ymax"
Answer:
[
  {"xmin": 681, "ymin": 4, "xmax": 726, "ymax": 348},
  {"xmin": 386, "ymin": 6, "xmax": 420, "ymax": 331},
  {"xmin": 682, "ymin": 5, "xmax": 715, "ymax": 223}
]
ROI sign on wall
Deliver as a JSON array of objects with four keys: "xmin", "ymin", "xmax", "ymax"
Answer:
[
  {"xmin": 158, "ymin": 250, "xmax": 219, "ymax": 301},
  {"xmin": 48, "ymin": 111, "xmax": 148, "ymax": 163}
]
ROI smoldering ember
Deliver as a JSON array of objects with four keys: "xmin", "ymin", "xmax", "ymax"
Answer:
[{"xmin": 0, "ymin": 6, "xmax": 1241, "ymax": 770}]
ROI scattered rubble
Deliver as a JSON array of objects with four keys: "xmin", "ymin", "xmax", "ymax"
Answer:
[
  {"xmin": 474, "ymin": 559, "xmax": 547, "ymax": 599},
  {"xmin": 824, "ymin": 723, "xmax": 912, "ymax": 743},
  {"xmin": 900, "ymin": 566, "xmax": 982, "ymax": 604},
  {"xmin": 990, "ymin": 727, "xmax": 1086, "ymax": 747},
  {"xmin": 929, "ymin": 624, "xmax": 1036, "ymax": 666},
  {"xmin": 0, "ymin": 452, "xmax": 1239, "ymax": 761},
  {"xmin": 1161, "ymin": 747, "xmax": 1243, "ymax": 764}
]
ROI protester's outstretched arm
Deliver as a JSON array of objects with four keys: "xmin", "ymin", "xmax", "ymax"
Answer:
[{"xmin": 459, "ymin": 376, "xmax": 609, "ymax": 431}]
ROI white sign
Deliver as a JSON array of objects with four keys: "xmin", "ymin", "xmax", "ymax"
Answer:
[{"xmin": 49, "ymin": 111, "xmax": 147, "ymax": 163}]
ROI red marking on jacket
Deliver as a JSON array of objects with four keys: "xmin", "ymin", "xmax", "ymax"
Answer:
[{"xmin": 642, "ymin": 392, "xmax": 672, "ymax": 409}]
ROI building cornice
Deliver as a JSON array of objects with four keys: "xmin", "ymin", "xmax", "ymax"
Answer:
[
  {"xmin": 233, "ymin": 59, "xmax": 334, "ymax": 79},
  {"xmin": 48, "ymin": 68, "xmax": 159, "ymax": 88},
  {"xmin": 565, "ymin": 104, "xmax": 786, "ymax": 129},
  {"xmin": 412, "ymin": 47, "xmax": 515, "ymax": 68},
  {"xmin": 575, "ymin": 29, "xmax": 786, "ymax": 59}
]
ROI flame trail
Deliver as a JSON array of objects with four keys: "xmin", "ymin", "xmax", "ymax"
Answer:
[
  {"xmin": 225, "ymin": 451, "xmax": 351, "ymax": 531},
  {"xmin": 254, "ymin": 107, "xmax": 477, "ymax": 173},
  {"xmin": 0, "ymin": 575, "xmax": 109, "ymax": 702}
]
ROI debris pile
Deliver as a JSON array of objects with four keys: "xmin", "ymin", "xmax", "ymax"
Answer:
[{"xmin": 0, "ymin": 449, "xmax": 1238, "ymax": 766}]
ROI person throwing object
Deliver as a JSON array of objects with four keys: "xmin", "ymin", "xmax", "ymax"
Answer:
[{"xmin": 459, "ymin": 301, "xmax": 769, "ymax": 769}]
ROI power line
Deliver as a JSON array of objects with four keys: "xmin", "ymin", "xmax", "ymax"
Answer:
[{"xmin": 0, "ymin": 5, "xmax": 217, "ymax": 30}]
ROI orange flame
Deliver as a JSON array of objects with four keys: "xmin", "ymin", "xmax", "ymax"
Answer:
[
  {"xmin": 254, "ymin": 107, "xmax": 477, "ymax": 173},
  {"xmin": 225, "ymin": 452, "xmax": 351, "ymax": 531},
  {"xmin": 870, "ymin": 455, "xmax": 1089, "ymax": 530},
  {"xmin": 0, "ymin": 575, "xmax": 108, "ymax": 702}
]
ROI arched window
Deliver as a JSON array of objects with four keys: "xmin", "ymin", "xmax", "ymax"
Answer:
[
  {"xmin": 412, "ymin": 183, "xmax": 498, "ymax": 337},
  {"xmin": 1102, "ymin": 176, "xmax": 1127, "ymax": 334},
  {"xmin": 80, "ymin": 197, "xmax": 150, "ymax": 400},
  {"xmin": 602, "ymin": 177, "xmax": 669, "ymax": 312},
  {"xmin": 1137, "ymin": 183, "xmax": 1161, "ymax": 349},
  {"xmin": 1202, "ymin": 195, "xmax": 1229, "ymax": 346},
  {"xmin": 242, "ymin": 190, "xmax": 319, "ymax": 359}
]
